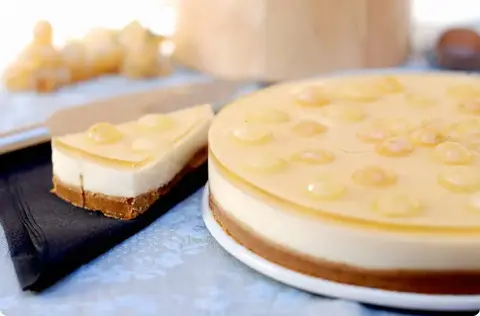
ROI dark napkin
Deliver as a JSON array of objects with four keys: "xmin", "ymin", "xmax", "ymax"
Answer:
[{"xmin": 0, "ymin": 142, "xmax": 207, "ymax": 292}]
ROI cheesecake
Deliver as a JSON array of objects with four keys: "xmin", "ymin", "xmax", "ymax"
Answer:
[
  {"xmin": 52, "ymin": 103, "xmax": 213, "ymax": 220},
  {"xmin": 208, "ymin": 72, "xmax": 480, "ymax": 294}
]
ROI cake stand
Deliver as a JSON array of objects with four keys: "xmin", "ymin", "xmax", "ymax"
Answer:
[{"xmin": 201, "ymin": 185, "xmax": 480, "ymax": 312}]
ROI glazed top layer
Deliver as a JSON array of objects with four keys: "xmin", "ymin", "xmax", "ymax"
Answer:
[
  {"xmin": 54, "ymin": 103, "xmax": 213, "ymax": 168},
  {"xmin": 209, "ymin": 72, "xmax": 480, "ymax": 230}
]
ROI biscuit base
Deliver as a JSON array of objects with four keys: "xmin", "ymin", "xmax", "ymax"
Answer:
[
  {"xmin": 51, "ymin": 148, "xmax": 207, "ymax": 220},
  {"xmin": 209, "ymin": 192, "xmax": 480, "ymax": 295}
]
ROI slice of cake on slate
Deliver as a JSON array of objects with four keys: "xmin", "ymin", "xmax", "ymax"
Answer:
[{"xmin": 52, "ymin": 103, "xmax": 213, "ymax": 220}]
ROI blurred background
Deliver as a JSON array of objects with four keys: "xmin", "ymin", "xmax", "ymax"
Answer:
[
  {"xmin": 0, "ymin": 0, "xmax": 478, "ymax": 71},
  {"xmin": 0, "ymin": 0, "xmax": 176, "ymax": 69}
]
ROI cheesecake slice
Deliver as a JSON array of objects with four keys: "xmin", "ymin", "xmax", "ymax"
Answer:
[{"xmin": 51, "ymin": 103, "xmax": 213, "ymax": 220}]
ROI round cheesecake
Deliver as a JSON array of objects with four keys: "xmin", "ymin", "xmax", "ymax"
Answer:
[{"xmin": 208, "ymin": 72, "xmax": 480, "ymax": 295}]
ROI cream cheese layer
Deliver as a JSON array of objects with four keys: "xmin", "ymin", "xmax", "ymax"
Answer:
[
  {"xmin": 52, "ymin": 104, "xmax": 213, "ymax": 197},
  {"xmin": 209, "ymin": 158, "xmax": 480, "ymax": 271}
]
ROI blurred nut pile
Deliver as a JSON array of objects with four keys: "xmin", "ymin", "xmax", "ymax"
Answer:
[{"xmin": 1, "ymin": 20, "xmax": 173, "ymax": 93}]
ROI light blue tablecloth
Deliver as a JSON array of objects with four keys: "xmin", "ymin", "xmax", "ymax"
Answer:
[{"xmin": 0, "ymin": 64, "xmax": 477, "ymax": 316}]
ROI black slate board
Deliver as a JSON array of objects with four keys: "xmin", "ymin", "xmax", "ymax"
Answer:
[{"xmin": 0, "ymin": 142, "xmax": 207, "ymax": 292}]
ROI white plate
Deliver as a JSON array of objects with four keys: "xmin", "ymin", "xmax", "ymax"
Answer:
[{"xmin": 202, "ymin": 185, "xmax": 480, "ymax": 312}]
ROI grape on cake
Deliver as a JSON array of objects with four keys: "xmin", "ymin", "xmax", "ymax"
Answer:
[
  {"xmin": 208, "ymin": 73, "xmax": 480, "ymax": 294},
  {"xmin": 52, "ymin": 104, "xmax": 213, "ymax": 220}
]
